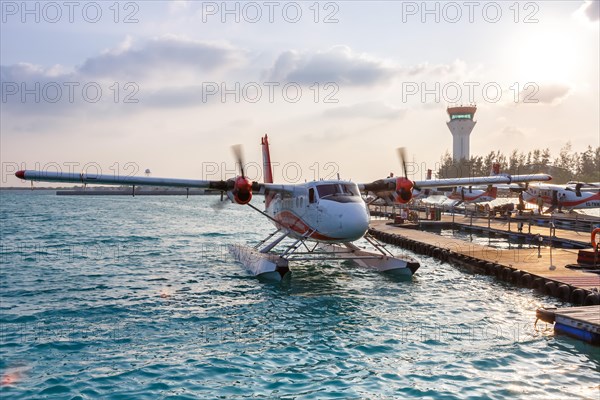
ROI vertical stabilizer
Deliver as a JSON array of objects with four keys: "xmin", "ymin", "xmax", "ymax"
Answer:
[
  {"xmin": 261, "ymin": 134, "xmax": 274, "ymax": 183},
  {"xmin": 491, "ymin": 163, "xmax": 500, "ymax": 175}
]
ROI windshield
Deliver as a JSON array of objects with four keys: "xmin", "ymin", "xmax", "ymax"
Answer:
[{"xmin": 316, "ymin": 183, "xmax": 361, "ymax": 202}]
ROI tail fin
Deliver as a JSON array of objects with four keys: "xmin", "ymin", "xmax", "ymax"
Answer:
[
  {"xmin": 491, "ymin": 163, "xmax": 500, "ymax": 175},
  {"xmin": 424, "ymin": 169, "xmax": 432, "ymax": 196},
  {"xmin": 261, "ymin": 134, "xmax": 274, "ymax": 183}
]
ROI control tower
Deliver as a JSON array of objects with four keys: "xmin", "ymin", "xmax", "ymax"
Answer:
[{"xmin": 447, "ymin": 105, "xmax": 477, "ymax": 162}]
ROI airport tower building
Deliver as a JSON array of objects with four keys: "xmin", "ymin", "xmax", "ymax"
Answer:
[{"xmin": 447, "ymin": 105, "xmax": 477, "ymax": 162}]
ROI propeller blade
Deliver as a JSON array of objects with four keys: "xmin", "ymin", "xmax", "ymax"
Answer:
[
  {"xmin": 211, "ymin": 199, "xmax": 229, "ymax": 212},
  {"xmin": 231, "ymin": 144, "xmax": 245, "ymax": 178},
  {"xmin": 396, "ymin": 147, "xmax": 419, "ymax": 190},
  {"xmin": 211, "ymin": 191, "xmax": 229, "ymax": 211},
  {"xmin": 396, "ymin": 147, "xmax": 407, "ymax": 179}
]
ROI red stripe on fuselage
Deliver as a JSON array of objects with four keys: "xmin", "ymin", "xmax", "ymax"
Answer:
[
  {"xmin": 562, "ymin": 192, "xmax": 600, "ymax": 207},
  {"xmin": 273, "ymin": 210, "xmax": 337, "ymax": 241}
]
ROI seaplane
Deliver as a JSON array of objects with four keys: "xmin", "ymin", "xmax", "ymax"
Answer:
[
  {"xmin": 433, "ymin": 164, "xmax": 503, "ymax": 205},
  {"xmin": 442, "ymin": 185, "xmax": 497, "ymax": 204},
  {"xmin": 520, "ymin": 182, "xmax": 600, "ymax": 213},
  {"xmin": 14, "ymin": 135, "xmax": 553, "ymax": 281}
]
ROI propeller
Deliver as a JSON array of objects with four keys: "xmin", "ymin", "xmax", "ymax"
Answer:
[
  {"xmin": 230, "ymin": 144, "xmax": 253, "ymax": 205},
  {"xmin": 396, "ymin": 147, "xmax": 408, "ymax": 180},
  {"xmin": 392, "ymin": 147, "xmax": 415, "ymax": 202},
  {"xmin": 211, "ymin": 194, "xmax": 229, "ymax": 211},
  {"xmin": 231, "ymin": 144, "xmax": 245, "ymax": 178},
  {"xmin": 211, "ymin": 144, "xmax": 253, "ymax": 209}
]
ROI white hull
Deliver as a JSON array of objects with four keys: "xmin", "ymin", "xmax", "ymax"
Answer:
[
  {"xmin": 228, "ymin": 244, "xmax": 290, "ymax": 281},
  {"xmin": 318, "ymin": 243, "xmax": 419, "ymax": 276}
]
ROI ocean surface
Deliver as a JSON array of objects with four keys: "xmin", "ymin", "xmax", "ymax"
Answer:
[{"xmin": 1, "ymin": 191, "xmax": 599, "ymax": 399}]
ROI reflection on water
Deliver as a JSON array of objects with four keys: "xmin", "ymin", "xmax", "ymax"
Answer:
[{"xmin": 435, "ymin": 227, "xmax": 547, "ymax": 250}]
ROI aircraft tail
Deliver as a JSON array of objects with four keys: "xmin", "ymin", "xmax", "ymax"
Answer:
[
  {"xmin": 424, "ymin": 169, "xmax": 432, "ymax": 196},
  {"xmin": 491, "ymin": 163, "xmax": 500, "ymax": 175},
  {"xmin": 261, "ymin": 134, "xmax": 274, "ymax": 183}
]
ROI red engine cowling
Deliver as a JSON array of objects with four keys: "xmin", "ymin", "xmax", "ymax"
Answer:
[
  {"xmin": 231, "ymin": 176, "xmax": 253, "ymax": 204},
  {"xmin": 395, "ymin": 177, "xmax": 414, "ymax": 203}
]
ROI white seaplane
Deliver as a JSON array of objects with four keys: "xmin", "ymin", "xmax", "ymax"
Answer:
[
  {"xmin": 15, "ymin": 135, "xmax": 553, "ymax": 281},
  {"xmin": 520, "ymin": 182, "xmax": 600, "ymax": 213},
  {"xmin": 431, "ymin": 164, "xmax": 503, "ymax": 205}
]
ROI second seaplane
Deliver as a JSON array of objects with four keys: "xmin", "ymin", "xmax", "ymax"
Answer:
[{"xmin": 15, "ymin": 135, "xmax": 553, "ymax": 281}]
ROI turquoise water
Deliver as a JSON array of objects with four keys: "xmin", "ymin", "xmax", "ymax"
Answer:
[{"xmin": 1, "ymin": 191, "xmax": 599, "ymax": 399}]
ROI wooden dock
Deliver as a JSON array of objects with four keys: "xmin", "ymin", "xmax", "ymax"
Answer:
[
  {"xmin": 537, "ymin": 306, "xmax": 600, "ymax": 345},
  {"xmin": 369, "ymin": 219, "xmax": 600, "ymax": 303}
]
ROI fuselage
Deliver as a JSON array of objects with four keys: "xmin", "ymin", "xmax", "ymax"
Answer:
[
  {"xmin": 264, "ymin": 180, "xmax": 370, "ymax": 243},
  {"xmin": 523, "ymin": 184, "xmax": 600, "ymax": 210},
  {"xmin": 445, "ymin": 186, "xmax": 497, "ymax": 204}
]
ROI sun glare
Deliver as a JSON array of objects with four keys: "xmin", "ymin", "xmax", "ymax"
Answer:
[{"xmin": 516, "ymin": 30, "xmax": 579, "ymax": 83}]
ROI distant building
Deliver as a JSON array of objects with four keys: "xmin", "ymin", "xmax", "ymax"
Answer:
[{"xmin": 447, "ymin": 105, "xmax": 477, "ymax": 162}]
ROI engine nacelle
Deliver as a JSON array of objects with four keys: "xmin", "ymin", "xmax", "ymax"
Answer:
[
  {"xmin": 395, "ymin": 177, "xmax": 414, "ymax": 203},
  {"xmin": 230, "ymin": 176, "xmax": 253, "ymax": 204}
]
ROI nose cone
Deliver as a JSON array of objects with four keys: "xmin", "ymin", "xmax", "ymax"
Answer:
[{"xmin": 343, "ymin": 204, "xmax": 370, "ymax": 241}]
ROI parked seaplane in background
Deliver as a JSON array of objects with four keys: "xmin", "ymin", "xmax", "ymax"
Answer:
[
  {"xmin": 520, "ymin": 182, "xmax": 600, "ymax": 213},
  {"xmin": 433, "ymin": 164, "xmax": 502, "ymax": 205},
  {"xmin": 15, "ymin": 135, "xmax": 553, "ymax": 281},
  {"xmin": 443, "ymin": 185, "xmax": 497, "ymax": 205}
]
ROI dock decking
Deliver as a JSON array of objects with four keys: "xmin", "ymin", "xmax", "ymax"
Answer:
[
  {"xmin": 371, "ymin": 219, "xmax": 600, "ymax": 287},
  {"xmin": 537, "ymin": 306, "xmax": 600, "ymax": 345}
]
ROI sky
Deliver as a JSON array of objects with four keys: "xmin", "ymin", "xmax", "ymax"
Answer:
[{"xmin": 1, "ymin": 0, "xmax": 599, "ymax": 186}]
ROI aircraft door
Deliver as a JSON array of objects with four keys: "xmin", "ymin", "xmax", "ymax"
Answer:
[{"xmin": 306, "ymin": 186, "xmax": 321, "ymax": 226}]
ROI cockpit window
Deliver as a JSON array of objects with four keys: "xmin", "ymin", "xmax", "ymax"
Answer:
[{"xmin": 316, "ymin": 183, "xmax": 361, "ymax": 203}]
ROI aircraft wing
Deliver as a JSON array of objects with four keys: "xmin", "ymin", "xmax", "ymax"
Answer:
[
  {"xmin": 413, "ymin": 173, "xmax": 552, "ymax": 188},
  {"xmin": 259, "ymin": 183, "xmax": 297, "ymax": 194},
  {"xmin": 359, "ymin": 173, "xmax": 551, "ymax": 205},
  {"xmin": 16, "ymin": 170, "xmax": 224, "ymax": 189},
  {"xmin": 15, "ymin": 170, "xmax": 298, "ymax": 195},
  {"xmin": 360, "ymin": 173, "xmax": 551, "ymax": 192}
]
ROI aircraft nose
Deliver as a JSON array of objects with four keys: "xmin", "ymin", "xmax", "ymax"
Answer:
[{"xmin": 343, "ymin": 205, "xmax": 370, "ymax": 240}]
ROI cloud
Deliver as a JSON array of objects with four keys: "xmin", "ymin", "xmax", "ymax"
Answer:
[
  {"xmin": 0, "ymin": 36, "xmax": 246, "ymax": 115},
  {"xmin": 323, "ymin": 101, "xmax": 406, "ymax": 120},
  {"xmin": 79, "ymin": 35, "xmax": 245, "ymax": 79},
  {"xmin": 530, "ymin": 83, "xmax": 572, "ymax": 105},
  {"xmin": 264, "ymin": 46, "xmax": 474, "ymax": 91},
  {"xmin": 168, "ymin": 1, "xmax": 191, "ymax": 13},
  {"xmin": 577, "ymin": 1, "xmax": 600, "ymax": 22},
  {"xmin": 265, "ymin": 46, "xmax": 396, "ymax": 86},
  {"xmin": 500, "ymin": 126, "xmax": 526, "ymax": 140}
]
